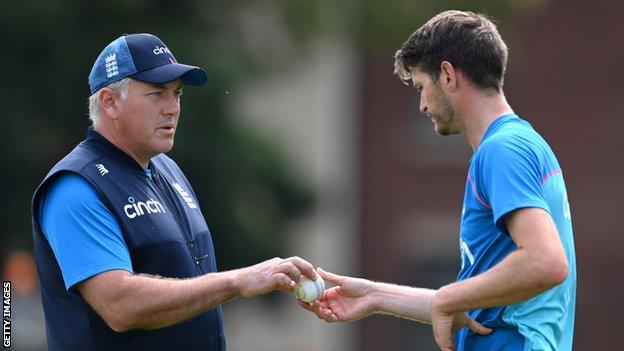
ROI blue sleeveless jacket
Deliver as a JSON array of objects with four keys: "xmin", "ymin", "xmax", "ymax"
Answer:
[{"xmin": 32, "ymin": 129, "xmax": 225, "ymax": 350}]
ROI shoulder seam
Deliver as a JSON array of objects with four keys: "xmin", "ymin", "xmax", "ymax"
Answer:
[{"xmin": 467, "ymin": 174, "xmax": 492, "ymax": 209}]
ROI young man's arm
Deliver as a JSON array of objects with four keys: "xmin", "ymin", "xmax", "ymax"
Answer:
[
  {"xmin": 78, "ymin": 256, "xmax": 316, "ymax": 332},
  {"xmin": 430, "ymin": 207, "xmax": 568, "ymax": 350},
  {"xmin": 299, "ymin": 207, "xmax": 566, "ymax": 350},
  {"xmin": 298, "ymin": 269, "xmax": 491, "ymax": 335}
]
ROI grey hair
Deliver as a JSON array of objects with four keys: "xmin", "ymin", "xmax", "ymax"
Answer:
[{"xmin": 88, "ymin": 78, "xmax": 131, "ymax": 128}]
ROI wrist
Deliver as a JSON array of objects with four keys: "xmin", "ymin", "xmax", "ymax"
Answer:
[
  {"xmin": 368, "ymin": 281, "xmax": 383, "ymax": 314},
  {"xmin": 225, "ymin": 268, "xmax": 245, "ymax": 297},
  {"xmin": 432, "ymin": 285, "xmax": 456, "ymax": 315}
]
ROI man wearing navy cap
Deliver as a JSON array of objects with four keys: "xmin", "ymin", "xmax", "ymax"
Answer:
[{"xmin": 31, "ymin": 33, "xmax": 317, "ymax": 351}]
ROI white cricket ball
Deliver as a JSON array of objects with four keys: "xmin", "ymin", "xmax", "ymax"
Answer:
[{"xmin": 295, "ymin": 275, "xmax": 325, "ymax": 302}]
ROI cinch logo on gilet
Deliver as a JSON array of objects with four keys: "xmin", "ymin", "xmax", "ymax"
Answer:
[{"xmin": 123, "ymin": 196, "xmax": 166, "ymax": 219}]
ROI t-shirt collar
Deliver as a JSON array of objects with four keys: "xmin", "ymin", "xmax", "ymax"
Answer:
[{"xmin": 480, "ymin": 113, "xmax": 518, "ymax": 144}]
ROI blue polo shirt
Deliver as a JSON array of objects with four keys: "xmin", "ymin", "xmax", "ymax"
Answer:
[
  {"xmin": 39, "ymin": 173, "xmax": 134, "ymax": 293},
  {"xmin": 455, "ymin": 114, "xmax": 576, "ymax": 351}
]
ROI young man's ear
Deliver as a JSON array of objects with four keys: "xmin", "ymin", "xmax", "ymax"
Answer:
[
  {"xmin": 439, "ymin": 61, "xmax": 457, "ymax": 91},
  {"xmin": 99, "ymin": 88, "xmax": 120, "ymax": 120}
]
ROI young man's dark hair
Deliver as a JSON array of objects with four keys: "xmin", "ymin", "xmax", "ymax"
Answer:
[{"xmin": 394, "ymin": 10, "xmax": 508, "ymax": 91}]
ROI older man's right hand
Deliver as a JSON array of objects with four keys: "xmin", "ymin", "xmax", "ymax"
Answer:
[{"xmin": 234, "ymin": 256, "xmax": 317, "ymax": 297}]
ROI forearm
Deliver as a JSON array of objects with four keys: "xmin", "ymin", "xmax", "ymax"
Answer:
[
  {"xmin": 83, "ymin": 256, "xmax": 316, "ymax": 332},
  {"xmin": 83, "ymin": 269, "xmax": 242, "ymax": 331},
  {"xmin": 434, "ymin": 248, "xmax": 566, "ymax": 314},
  {"xmin": 373, "ymin": 282, "xmax": 437, "ymax": 324},
  {"xmin": 124, "ymin": 271, "xmax": 242, "ymax": 330}
]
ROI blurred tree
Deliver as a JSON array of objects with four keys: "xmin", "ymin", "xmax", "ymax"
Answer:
[
  {"xmin": 357, "ymin": 0, "xmax": 540, "ymax": 52},
  {"xmin": 0, "ymin": 0, "xmax": 541, "ymax": 269},
  {"xmin": 0, "ymin": 0, "xmax": 313, "ymax": 270}
]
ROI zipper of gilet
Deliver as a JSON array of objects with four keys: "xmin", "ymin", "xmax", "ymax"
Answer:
[{"xmin": 150, "ymin": 174, "xmax": 204, "ymax": 274}]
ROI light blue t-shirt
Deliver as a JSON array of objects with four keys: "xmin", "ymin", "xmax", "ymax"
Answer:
[
  {"xmin": 39, "ymin": 173, "xmax": 133, "ymax": 294},
  {"xmin": 455, "ymin": 114, "xmax": 576, "ymax": 351}
]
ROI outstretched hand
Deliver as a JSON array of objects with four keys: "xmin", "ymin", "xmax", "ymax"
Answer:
[
  {"xmin": 236, "ymin": 256, "xmax": 317, "ymax": 298},
  {"xmin": 297, "ymin": 268, "xmax": 377, "ymax": 323},
  {"xmin": 296, "ymin": 268, "xmax": 492, "ymax": 351}
]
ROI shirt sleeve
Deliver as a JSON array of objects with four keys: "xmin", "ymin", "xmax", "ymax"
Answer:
[
  {"xmin": 40, "ymin": 173, "xmax": 133, "ymax": 294},
  {"xmin": 478, "ymin": 136, "xmax": 550, "ymax": 233}
]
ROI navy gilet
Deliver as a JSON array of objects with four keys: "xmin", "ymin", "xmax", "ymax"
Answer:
[{"xmin": 31, "ymin": 129, "xmax": 225, "ymax": 350}]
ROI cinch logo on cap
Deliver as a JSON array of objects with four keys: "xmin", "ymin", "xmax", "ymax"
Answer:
[
  {"xmin": 88, "ymin": 33, "xmax": 207, "ymax": 95},
  {"xmin": 153, "ymin": 46, "xmax": 171, "ymax": 55}
]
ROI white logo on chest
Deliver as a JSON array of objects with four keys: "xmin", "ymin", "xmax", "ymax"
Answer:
[
  {"xmin": 460, "ymin": 239, "xmax": 475, "ymax": 270},
  {"xmin": 172, "ymin": 183, "xmax": 198, "ymax": 209},
  {"xmin": 95, "ymin": 163, "xmax": 109, "ymax": 176}
]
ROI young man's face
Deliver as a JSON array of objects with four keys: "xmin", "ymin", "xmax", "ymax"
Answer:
[
  {"xmin": 115, "ymin": 79, "xmax": 183, "ymax": 160},
  {"xmin": 410, "ymin": 66, "xmax": 460, "ymax": 136}
]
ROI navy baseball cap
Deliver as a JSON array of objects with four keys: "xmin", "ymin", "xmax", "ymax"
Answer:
[{"xmin": 88, "ymin": 33, "xmax": 207, "ymax": 94}]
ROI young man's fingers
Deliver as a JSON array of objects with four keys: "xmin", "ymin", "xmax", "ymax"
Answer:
[
  {"xmin": 434, "ymin": 337, "xmax": 455, "ymax": 351},
  {"xmin": 297, "ymin": 300, "xmax": 326, "ymax": 319},
  {"xmin": 317, "ymin": 267, "xmax": 344, "ymax": 285},
  {"xmin": 323, "ymin": 309, "xmax": 334, "ymax": 322},
  {"xmin": 296, "ymin": 300, "xmax": 313, "ymax": 311},
  {"xmin": 466, "ymin": 317, "xmax": 492, "ymax": 335}
]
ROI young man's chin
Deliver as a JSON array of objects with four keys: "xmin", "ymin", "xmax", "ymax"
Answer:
[{"xmin": 434, "ymin": 124, "xmax": 449, "ymax": 136}]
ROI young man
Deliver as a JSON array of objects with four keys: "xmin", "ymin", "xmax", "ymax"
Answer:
[
  {"xmin": 300, "ymin": 10, "xmax": 576, "ymax": 351},
  {"xmin": 32, "ymin": 33, "xmax": 317, "ymax": 350}
]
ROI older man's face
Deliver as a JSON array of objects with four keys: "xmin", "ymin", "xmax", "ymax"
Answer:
[{"xmin": 115, "ymin": 79, "xmax": 183, "ymax": 161}]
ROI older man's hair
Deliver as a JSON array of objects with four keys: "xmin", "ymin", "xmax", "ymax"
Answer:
[{"xmin": 88, "ymin": 78, "xmax": 131, "ymax": 128}]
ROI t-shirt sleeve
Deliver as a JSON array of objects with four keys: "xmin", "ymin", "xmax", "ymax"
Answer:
[
  {"xmin": 39, "ymin": 173, "xmax": 133, "ymax": 294},
  {"xmin": 478, "ymin": 136, "xmax": 550, "ymax": 233}
]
